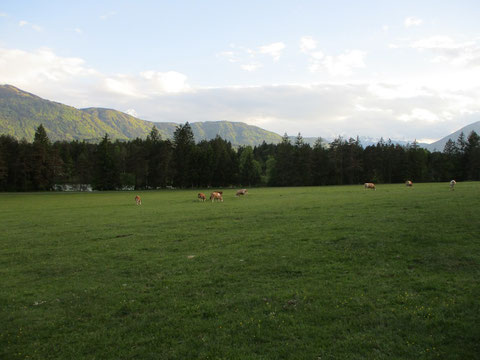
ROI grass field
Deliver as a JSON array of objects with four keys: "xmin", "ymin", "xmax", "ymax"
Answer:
[{"xmin": 1, "ymin": 183, "xmax": 479, "ymax": 359}]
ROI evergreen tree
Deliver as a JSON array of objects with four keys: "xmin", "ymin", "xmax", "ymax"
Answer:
[
  {"xmin": 173, "ymin": 122, "xmax": 195, "ymax": 187},
  {"xmin": 31, "ymin": 124, "xmax": 53, "ymax": 190},
  {"xmin": 93, "ymin": 134, "xmax": 119, "ymax": 190},
  {"xmin": 147, "ymin": 125, "xmax": 161, "ymax": 143},
  {"xmin": 239, "ymin": 146, "xmax": 261, "ymax": 186},
  {"xmin": 465, "ymin": 131, "xmax": 480, "ymax": 180},
  {"xmin": 271, "ymin": 133, "xmax": 294, "ymax": 186}
]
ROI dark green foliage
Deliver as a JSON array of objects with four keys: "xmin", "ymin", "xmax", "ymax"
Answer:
[{"xmin": 1, "ymin": 124, "xmax": 480, "ymax": 191}]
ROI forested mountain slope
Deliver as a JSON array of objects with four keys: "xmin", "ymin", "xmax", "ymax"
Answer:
[{"xmin": 0, "ymin": 85, "xmax": 282, "ymax": 145}]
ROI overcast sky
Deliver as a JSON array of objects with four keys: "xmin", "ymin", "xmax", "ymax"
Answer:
[{"xmin": 1, "ymin": 0, "xmax": 480, "ymax": 142}]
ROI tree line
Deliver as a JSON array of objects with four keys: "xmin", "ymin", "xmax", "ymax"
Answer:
[{"xmin": 0, "ymin": 122, "xmax": 479, "ymax": 192}]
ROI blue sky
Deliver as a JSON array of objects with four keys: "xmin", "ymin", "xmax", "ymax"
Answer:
[{"xmin": 1, "ymin": 1, "xmax": 480, "ymax": 142}]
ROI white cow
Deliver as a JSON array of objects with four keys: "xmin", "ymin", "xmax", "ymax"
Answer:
[{"xmin": 450, "ymin": 180, "xmax": 456, "ymax": 191}]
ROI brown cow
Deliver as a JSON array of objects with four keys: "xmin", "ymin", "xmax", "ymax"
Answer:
[
  {"xmin": 364, "ymin": 182, "xmax": 376, "ymax": 190},
  {"xmin": 210, "ymin": 192, "xmax": 223, "ymax": 202},
  {"xmin": 236, "ymin": 189, "xmax": 248, "ymax": 196},
  {"xmin": 135, "ymin": 195, "xmax": 142, "ymax": 205},
  {"xmin": 198, "ymin": 193, "xmax": 206, "ymax": 202},
  {"xmin": 450, "ymin": 180, "xmax": 456, "ymax": 191},
  {"xmin": 405, "ymin": 180, "xmax": 413, "ymax": 187}
]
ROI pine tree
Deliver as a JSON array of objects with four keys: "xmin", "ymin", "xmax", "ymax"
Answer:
[
  {"xmin": 173, "ymin": 122, "xmax": 195, "ymax": 187},
  {"xmin": 31, "ymin": 124, "xmax": 53, "ymax": 190}
]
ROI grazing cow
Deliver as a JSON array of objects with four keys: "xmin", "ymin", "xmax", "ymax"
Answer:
[
  {"xmin": 210, "ymin": 191, "xmax": 223, "ymax": 202},
  {"xmin": 405, "ymin": 180, "xmax": 413, "ymax": 187},
  {"xmin": 198, "ymin": 193, "xmax": 206, "ymax": 202},
  {"xmin": 236, "ymin": 189, "xmax": 248, "ymax": 196},
  {"xmin": 364, "ymin": 182, "xmax": 376, "ymax": 190},
  {"xmin": 135, "ymin": 195, "xmax": 142, "ymax": 205},
  {"xmin": 450, "ymin": 180, "xmax": 456, "ymax": 191}
]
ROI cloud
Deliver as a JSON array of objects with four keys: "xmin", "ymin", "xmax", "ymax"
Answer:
[
  {"xmin": 100, "ymin": 11, "xmax": 116, "ymax": 20},
  {"xmin": 258, "ymin": 42, "xmax": 286, "ymax": 61},
  {"xmin": 0, "ymin": 47, "xmax": 190, "ymax": 108},
  {"xmin": 307, "ymin": 50, "xmax": 366, "ymax": 76},
  {"xmin": 404, "ymin": 16, "xmax": 423, "ymax": 27},
  {"xmin": 123, "ymin": 83, "xmax": 480, "ymax": 142},
  {"xmin": 18, "ymin": 20, "xmax": 43, "ymax": 31},
  {"xmin": 2, "ymin": 46, "xmax": 479, "ymax": 143},
  {"xmin": 139, "ymin": 70, "xmax": 190, "ymax": 93},
  {"xmin": 218, "ymin": 41, "xmax": 285, "ymax": 71},
  {"xmin": 0, "ymin": 12, "xmax": 7, "ymax": 17},
  {"xmin": 300, "ymin": 36, "xmax": 317, "ymax": 53},
  {"xmin": 125, "ymin": 109, "xmax": 138, "ymax": 117},
  {"xmin": 300, "ymin": 36, "xmax": 366, "ymax": 76},
  {"xmin": 241, "ymin": 63, "xmax": 262, "ymax": 72},
  {"xmin": 398, "ymin": 108, "xmax": 439, "ymax": 123},
  {"xmin": 395, "ymin": 35, "xmax": 480, "ymax": 68},
  {"xmin": 74, "ymin": 28, "xmax": 83, "ymax": 34}
]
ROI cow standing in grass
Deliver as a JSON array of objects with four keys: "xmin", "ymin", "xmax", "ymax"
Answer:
[
  {"xmin": 364, "ymin": 183, "xmax": 376, "ymax": 190},
  {"xmin": 450, "ymin": 180, "xmax": 456, "ymax": 191},
  {"xmin": 210, "ymin": 192, "xmax": 223, "ymax": 202},
  {"xmin": 405, "ymin": 180, "xmax": 413, "ymax": 187},
  {"xmin": 135, "ymin": 195, "xmax": 142, "ymax": 205},
  {"xmin": 236, "ymin": 189, "xmax": 248, "ymax": 196},
  {"xmin": 198, "ymin": 193, "xmax": 206, "ymax": 202}
]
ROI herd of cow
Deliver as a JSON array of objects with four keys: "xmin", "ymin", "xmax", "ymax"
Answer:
[
  {"xmin": 196, "ymin": 188, "xmax": 248, "ymax": 202},
  {"xmin": 134, "ymin": 180, "xmax": 457, "ymax": 205},
  {"xmin": 363, "ymin": 179, "xmax": 456, "ymax": 191},
  {"xmin": 133, "ymin": 188, "xmax": 248, "ymax": 205}
]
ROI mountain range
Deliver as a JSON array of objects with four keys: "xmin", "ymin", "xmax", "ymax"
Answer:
[
  {"xmin": 0, "ymin": 85, "xmax": 282, "ymax": 146},
  {"xmin": 0, "ymin": 84, "xmax": 478, "ymax": 150}
]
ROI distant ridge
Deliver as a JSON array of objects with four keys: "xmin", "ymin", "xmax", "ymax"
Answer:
[
  {"xmin": 0, "ymin": 85, "xmax": 282, "ymax": 145},
  {"xmin": 422, "ymin": 121, "xmax": 480, "ymax": 152}
]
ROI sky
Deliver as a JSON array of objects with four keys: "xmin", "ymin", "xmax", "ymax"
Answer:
[{"xmin": 1, "ymin": 0, "xmax": 480, "ymax": 143}]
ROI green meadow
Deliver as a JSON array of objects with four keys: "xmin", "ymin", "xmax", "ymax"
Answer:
[{"xmin": 1, "ymin": 183, "xmax": 479, "ymax": 359}]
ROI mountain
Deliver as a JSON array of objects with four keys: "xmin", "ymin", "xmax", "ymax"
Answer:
[
  {"xmin": 0, "ymin": 85, "xmax": 282, "ymax": 145},
  {"xmin": 154, "ymin": 121, "xmax": 282, "ymax": 146},
  {"xmin": 422, "ymin": 121, "xmax": 480, "ymax": 152},
  {"xmin": 0, "ymin": 85, "xmax": 155, "ymax": 141}
]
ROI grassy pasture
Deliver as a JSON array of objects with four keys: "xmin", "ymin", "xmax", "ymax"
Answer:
[{"xmin": 1, "ymin": 183, "xmax": 479, "ymax": 359}]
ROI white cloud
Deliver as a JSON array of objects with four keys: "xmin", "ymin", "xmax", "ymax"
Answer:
[
  {"xmin": 0, "ymin": 12, "xmax": 7, "ymax": 17},
  {"xmin": 125, "ymin": 109, "xmax": 138, "ymax": 117},
  {"xmin": 2, "ymin": 46, "xmax": 479, "ymax": 143},
  {"xmin": 399, "ymin": 36, "xmax": 480, "ymax": 68},
  {"xmin": 300, "ymin": 36, "xmax": 366, "ymax": 76},
  {"xmin": 307, "ymin": 49, "xmax": 366, "ymax": 76},
  {"xmin": 398, "ymin": 108, "xmax": 439, "ymax": 123},
  {"xmin": 140, "ymin": 70, "xmax": 190, "ymax": 93},
  {"xmin": 218, "ymin": 41, "xmax": 285, "ymax": 70},
  {"xmin": 241, "ymin": 62, "xmax": 262, "ymax": 72},
  {"xmin": 18, "ymin": 20, "xmax": 43, "ymax": 31},
  {"xmin": 404, "ymin": 16, "xmax": 423, "ymax": 27},
  {"xmin": 100, "ymin": 11, "xmax": 116, "ymax": 20},
  {"xmin": 217, "ymin": 50, "xmax": 237, "ymax": 63},
  {"xmin": 258, "ymin": 42, "xmax": 285, "ymax": 61},
  {"xmin": 300, "ymin": 36, "xmax": 317, "ymax": 53},
  {"xmin": 74, "ymin": 28, "xmax": 83, "ymax": 34},
  {"xmin": 31, "ymin": 24, "xmax": 43, "ymax": 32},
  {"xmin": 0, "ymin": 46, "xmax": 191, "ymax": 110}
]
